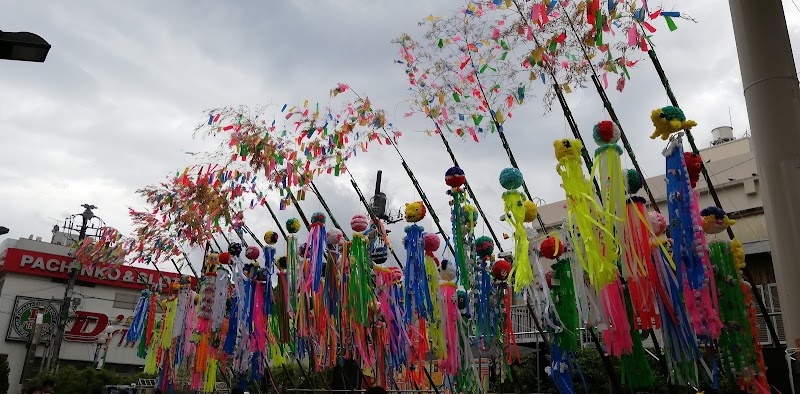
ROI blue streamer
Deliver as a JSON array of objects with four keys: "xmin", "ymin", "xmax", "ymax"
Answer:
[
  {"xmin": 224, "ymin": 296, "xmax": 239, "ymax": 355},
  {"xmin": 404, "ymin": 224, "xmax": 433, "ymax": 322},
  {"xmin": 665, "ymin": 143, "xmax": 704, "ymax": 291},
  {"xmin": 124, "ymin": 290, "xmax": 150, "ymax": 343}
]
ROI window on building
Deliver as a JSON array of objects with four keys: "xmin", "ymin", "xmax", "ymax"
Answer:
[{"xmin": 113, "ymin": 292, "xmax": 139, "ymax": 310}]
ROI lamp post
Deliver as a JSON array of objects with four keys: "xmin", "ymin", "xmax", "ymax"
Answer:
[
  {"xmin": 0, "ymin": 31, "xmax": 50, "ymax": 62},
  {"xmin": 94, "ymin": 325, "xmax": 114, "ymax": 370}
]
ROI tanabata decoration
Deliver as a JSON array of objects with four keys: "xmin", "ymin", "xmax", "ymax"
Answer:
[
  {"xmin": 401, "ymin": 202, "xmax": 432, "ymax": 385},
  {"xmin": 700, "ymin": 206, "xmax": 736, "ymax": 235},
  {"xmin": 650, "ymin": 106, "xmax": 697, "ymax": 140},
  {"xmin": 373, "ymin": 265, "xmax": 409, "ymax": 388},
  {"xmin": 446, "ymin": 167, "xmax": 472, "ymax": 293},
  {"xmin": 546, "ymin": 238, "xmax": 581, "ymax": 394},
  {"xmin": 684, "ymin": 152, "xmax": 703, "ymax": 189},
  {"xmin": 473, "ymin": 235, "xmax": 497, "ymax": 345},
  {"xmin": 645, "ymin": 211, "xmax": 701, "ymax": 386},
  {"xmin": 438, "ymin": 259, "xmax": 460, "ymax": 376},
  {"xmin": 345, "ymin": 215, "xmax": 375, "ymax": 366},
  {"xmin": 709, "ymin": 240, "xmax": 770, "ymax": 393},
  {"xmin": 499, "ymin": 167, "xmax": 533, "ymax": 293},
  {"xmin": 554, "ymin": 138, "xmax": 617, "ymax": 288},
  {"xmin": 591, "ymin": 120, "xmax": 653, "ymax": 387},
  {"xmin": 422, "ymin": 233, "xmax": 446, "ymax": 361},
  {"xmin": 197, "ymin": 90, "xmax": 402, "ymax": 196},
  {"xmin": 663, "ymin": 133, "xmax": 722, "ymax": 341},
  {"xmin": 404, "ymin": 201, "xmax": 434, "ymax": 322}
]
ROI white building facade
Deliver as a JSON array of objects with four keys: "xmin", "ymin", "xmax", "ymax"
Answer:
[{"xmin": 0, "ymin": 236, "xmax": 188, "ymax": 394}]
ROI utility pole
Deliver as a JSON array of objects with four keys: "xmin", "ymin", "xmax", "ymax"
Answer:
[
  {"xmin": 729, "ymin": 0, "xmax": 800, "ymax": 388},
  {"xmin": 20, "ymin": 306, "xmax": 45, "ymax": 383},
  {"xmin": 46, "ymin": 204, "xmax": 97, "ymax": 371}
]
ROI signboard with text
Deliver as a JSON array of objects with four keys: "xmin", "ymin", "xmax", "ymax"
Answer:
[
  {"xmin": 1, "ymin": 248, "xmax": 194, "ymax": 291},
  {"xmin": 5, "ymin": 296, "xmax": 62, "ymax": 342}
]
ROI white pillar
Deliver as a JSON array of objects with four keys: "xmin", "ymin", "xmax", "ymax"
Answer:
[{"xmin": 729, "ymin": 0, "xmax": 800, "ymax": 384}]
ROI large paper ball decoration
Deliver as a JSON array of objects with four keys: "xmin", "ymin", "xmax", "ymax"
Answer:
[
  {"xmin": 423, "ymin": 233, "xmax": 441, "ymax": 253},
  {"xmin": 263, "ymin": 231, "xmax": 279, "ymax": 245},
  {"xmin": 299, "ymin": 243, "xmax": 309, "ymax": 258},
  {"xmin": 475, "ymin": 236, "xmax": 494, "ymax": 257},
  {"xmin": 445, "ymin": 166, "xmax": 466, "ymax": 188},
  {"xmin": 218, "ymin": 252, "xmax": 231, "ymax": 265},
  {"xmin": 593, "ymin": 120, "xmax": 620, "ymax": 145},
  {"xmin": 523, "ymin": 200, "xmax": 539, "ymax": 223},
  {"xmin": 648, "ymin": 212, "xmax": 667, "ymax": 236},
  {"xmin": 540, "ymin": 237, "xmax": 565, "ymax": 259},
  {"xmin": 491, "ymin": 259, "xmax": 511, "ymax": 281},
  {"xmin": 311, "ymin": 212, "xmax": 326, "ymax": 225},
  {"xmin": 439, "ymin": 259, "xmax": 456, "ymax": 281},
  {"xmin": 327, "ymin": 228, "xmax": 344, "ymax": 245},
  {"xmin": 286, "ymin": 218, "xmax": 301, "ymax": 234},
  {"xmin": 228, "ymin": 243, "xmax": 243, "ymax": 257},
  {"xmin": 245, "ymin": 246, "xmax": 260, "ymax": 260},
  {"xmin": 404, "ymin": 201, "xmax": 427, "ymax": 223},
  {"xmin": 277, "ymin": 256, "xmax": 288, "ymax": 270},
  {"xmin": 625, "ymin": 169, "xmax": 642, "ymax": 194},
  {"xmin": 499, "ymin": 168, "xmax": 523, "ymax": 190},
  {"xmin": 351, "ymin": 214, "xmax": 370, "ymax": 232}
]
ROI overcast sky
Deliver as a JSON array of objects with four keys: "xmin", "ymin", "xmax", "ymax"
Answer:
[{"xmin": 2, "ymin": 1, "xmax": 799, "ymax": 274}]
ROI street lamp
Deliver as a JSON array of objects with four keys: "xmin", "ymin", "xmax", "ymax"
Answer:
[
  {"xmin": 94, "ymin": 325, "xmax": 114, "ymax": 370},
  {"xmin": 0, "ymin": 31, "xmax": 50, "ymax": 62}
]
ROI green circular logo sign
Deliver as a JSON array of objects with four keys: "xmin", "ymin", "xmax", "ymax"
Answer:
[{"xmin": 11, "ymin": 298, "xmax": 59, "ymax": 341}]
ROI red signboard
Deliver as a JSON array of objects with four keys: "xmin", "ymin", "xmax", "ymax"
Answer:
[{"xmin": 1, "ymin": 248, "xmax": 194, "ymax": 291}]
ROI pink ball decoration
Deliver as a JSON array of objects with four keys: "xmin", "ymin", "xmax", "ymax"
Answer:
[
  {"xmin": 351, "ymin": 214, "xmax": 370, "ymax": 232},
  {"xmin": 245, "ymin": 246, "xmax": 260, "ymax": 260},
  {"xmin": 423, "ymin": 233, "xmax": 441, "ymax": 253}
]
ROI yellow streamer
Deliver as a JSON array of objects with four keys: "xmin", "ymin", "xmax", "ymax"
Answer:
[
  {"xmin": 426, "ymin": 254, "xmax": 446, "ymax": 359},
  {"xmin": 554, "ymin": 139, "xmax": 618, "ymax": 288},
  {"xmin": 503, "ymin": 190, "xmax": 533, "ymax": 292}
]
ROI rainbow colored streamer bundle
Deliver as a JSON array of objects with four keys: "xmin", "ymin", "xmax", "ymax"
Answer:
[
  {"xmin": 499, "ymin": 167, "xmax": 533, "ymax": 293},
  {"xmin": 663, "ymin": 133, "xmax": 721, "ymax": 340},
  {"xmin": 374, "ymin": 265, "xmax": 409, "ymax": 386},
  {"xmin": 647, "ymin": 211, "xmax": 700, "ymax": 386},
  {"xmin": 424, "ymin": 233, "xmax": 446, "ymax": 359}
]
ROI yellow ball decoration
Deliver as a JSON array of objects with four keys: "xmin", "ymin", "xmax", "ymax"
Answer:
[
  {"xmin": 263, "ymin": 230, "xmax": 279, "ymax": 245},
  {"xmin": 523, "ymin": 200, "xmax": 539, "ymax": 223}
]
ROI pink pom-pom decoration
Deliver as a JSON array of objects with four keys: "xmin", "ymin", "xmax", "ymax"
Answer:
[
  {"xmin": 245, "ymin": 246, "xmax": 260, "ymax": 260},
  {"xmin": 350, "ymin": 214, "xmax": 370, "ymax": 232},
  {"xmin": 423, "ymin": 233, "xmax": 441, "ymax": 253},
  {"xmin": 218, "ymin": 252, "xmax": 231, "ymax": 265},
  {"xmin": 327, "ymin": 228, "xmax": 344, "ymax": 245},
  {"xmin": 648, "ymin": 211, "xmax": 667, "ymax": 236}
]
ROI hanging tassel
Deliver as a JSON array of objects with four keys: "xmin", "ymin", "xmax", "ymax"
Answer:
[
  {"xmin": 499, "ymin": 168, "xmax": 534, "ymax": 292},
  {"xmin": 440, "ymin": 281, "xmax": 461, "ymax": 376},
  {"xmin": 554, "ymin": 139, "xmax": 618, "ymax": 288},
  {"xmin": 403, "ymin": 219, "xmax": 434, "ymax": 322},
  {"xmin": 424, "ymin": 234, "xmax": 446, "ymax": 360},
  {"xmin": 125, "ymin": 289, "xmax": 151, "ymax": 344}
]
